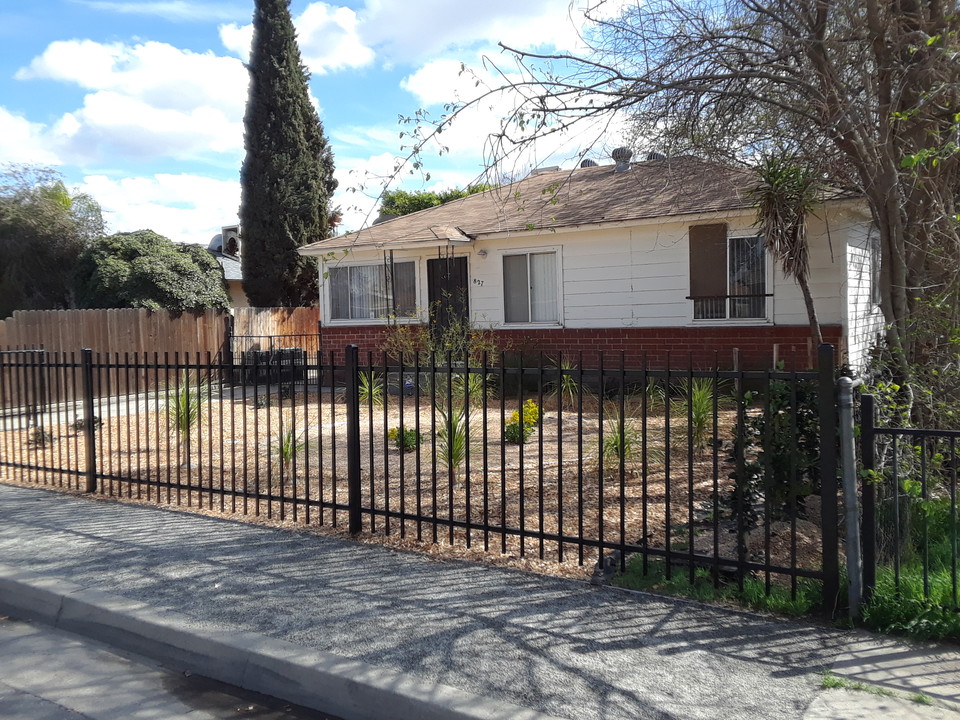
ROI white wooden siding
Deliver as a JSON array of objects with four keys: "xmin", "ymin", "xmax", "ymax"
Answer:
[
  {"xmin": 844, "ymin": 222, "xmax": 885, "ymax": 370},
  {"xmin": 317, "ymin": 207, "xmax": 863, "ymax": 333}
]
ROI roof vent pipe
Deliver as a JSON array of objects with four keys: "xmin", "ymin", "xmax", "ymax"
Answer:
[{"xmin": 612, "ymin": 147, "xmax": 633, "ymax": 172}]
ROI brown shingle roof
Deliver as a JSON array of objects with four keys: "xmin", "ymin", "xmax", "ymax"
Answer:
[{"xmin": 301, "ymin": 156, "xmax": 761, "ymax": 253}]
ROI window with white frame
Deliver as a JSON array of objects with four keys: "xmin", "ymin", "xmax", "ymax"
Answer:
[
  {"xmin": 328, "ymin": 261, "xmax": 416, "ymax": 320},
  {"xmin": 503, "ymin": 251, "xmax": 559, "ymax": 323},
  {"xmin": 689, "ymin": 224, "xmax": 767, "ymax": 320}
]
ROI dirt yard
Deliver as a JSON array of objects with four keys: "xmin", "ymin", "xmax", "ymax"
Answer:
[{"xmin": 1, "ymin": 385, "xmax": 823, "ymax": 583}]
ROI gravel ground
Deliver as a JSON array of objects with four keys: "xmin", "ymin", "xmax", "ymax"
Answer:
[{"xmin": 0, "ymin": 482, "xmax": 895, "ymax": 720}]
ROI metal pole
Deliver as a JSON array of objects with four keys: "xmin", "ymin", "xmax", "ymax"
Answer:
[
  {"xmin": 860, "ymin": 394, "xmax": 877, "ymax": 605},
  {"xmin": 818, "ymin": 343, "xmax": 839, "ymax": 619},
  {"xmin": 838, "ymin": 375, "xmax": 864, "ymax": 619},
  {"xmin": 82, "ymin": 348, "xmax": 97, "ymax": 493},
  {"xmin": 345, "ymin": 344, "xmax": 362, "ymax": 535}
]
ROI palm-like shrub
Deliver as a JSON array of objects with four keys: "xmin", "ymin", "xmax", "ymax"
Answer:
[
  {"xmin": 275, "ymin": 426, "xmax": 306, "ymax": 478},
  {"xmin": 167, "ymin": 371, "xmax": 208, "ymax": 466}
]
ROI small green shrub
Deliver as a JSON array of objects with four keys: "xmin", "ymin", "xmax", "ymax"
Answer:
[
  {"xmin": 504, "ymin": 421, "xmax": 532, "ymax": 444},
  {"xmin": 518, "ymin": 399, "xmax": 542, "ymax": 427},
  {"xmin": 504, "ymin": 399, "xmax": 541, "ymax": 444},
  {"xmin": 615, "ymin": 555, "xmax": 821, "ymax": 617},
  {"xmin": 388, "ymin": 426, "xmax": 421, "ymax": 452},
  {"xmin": 724, "ymin": 372, "xmax": 820, "ymax": 527},
  {"xmin": 860, "ymin": 557, "xmax": 960, "ymax": 642},
  {"xmin": 71, "ymin": 416, "xmax": 102, "ymax": 433},
  {"xmin": 27, "ymin": 428, "xmax": 55, "ymax": 447}
]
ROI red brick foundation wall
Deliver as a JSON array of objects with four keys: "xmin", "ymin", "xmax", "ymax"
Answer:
[{"xmin": 318, "ymin": 324, "xmax": 842, "ymax": 370}]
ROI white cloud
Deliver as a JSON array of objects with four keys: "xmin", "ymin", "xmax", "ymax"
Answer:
[
  {"xmin": 358, "ymin": 0, "xmax": 584, "ymax": 65},
  {"xmin": 81, "ymin": 173, "xmax": 241, "ymax": 244},
  {"xmin": 297, "ymin": 3, "xmax": 375, "ymax": 74},
  {"xmin": 0, "ymin": 108, "xmax": 61, "ymax": 165},
  {"xmin": 72, "ymin": 1, "xmax": 247, "ymax": 23},
  {"xmin": 219, "ymin": 0, "xmax": 595, "ymax": 76},
  {"xmin": 220, "ymin": 3, "xmax": 374, "ymax": 75},
  {"xmin": 218, "ymin": 22, "xmax": 252, "ymax": 60},
  {"xmin": 16, "ymin": 39, "xmax": 247, "ymax": 163}
]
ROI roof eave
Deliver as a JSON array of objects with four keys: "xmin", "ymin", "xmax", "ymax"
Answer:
[{"xmin": 300, "ymin": 236, "xmax": 475, "ymax": 255}]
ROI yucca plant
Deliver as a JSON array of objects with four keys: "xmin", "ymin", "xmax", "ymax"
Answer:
[
  {"xmin": 358, "ymin": 371, "xmax": 384, "ymax": 407},
  {"xmin": 549, "ymin": 356, "xmax": 589, "ymax": 410},
  {"xmin": 750, "ymin": 153, "xmax": 822, "ymax": 345},
  {"xmin": 27, "ymin": 427, "xmax": 55, "ymax": 448},
  {"xmin": 275, "ymin": 426, "xmax": 306, "ymax": 478},
  {"xmin": 600, "ymin": 407, "xmax": 665, "ymax": 469},
  {"xmin": 436, "ymin": 403, "xmax": 472, "ymax": 473},
  {"xmin": 601, "ymin": 407, "xmax": 641, "ymax": 467},
  {"xmin": 451, "ymin": 369, "xmax": 490, "ymax": 408},
  {"xmin": 674, "ymin": 378, "xmax": 725, "ymax": 454},
  {"xmin": 167, "ymin": 371, "xmax": 208, "ymax": 466}
]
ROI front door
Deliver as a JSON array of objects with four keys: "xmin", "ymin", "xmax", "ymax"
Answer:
[{"xmin": 427, "ymin": 256, "xmax": 469, "ymax": 345}]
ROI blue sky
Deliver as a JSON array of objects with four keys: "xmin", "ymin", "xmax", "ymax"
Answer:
[{"xmin": 0, "ymin": 0, "xmax": 625, "ymax": 245}]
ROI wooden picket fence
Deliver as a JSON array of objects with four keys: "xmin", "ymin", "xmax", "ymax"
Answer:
[{"xmin": 0, "ymin": 307, "xmax": 321, "ymax": 405}]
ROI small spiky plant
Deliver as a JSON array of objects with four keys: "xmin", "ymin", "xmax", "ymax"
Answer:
[
  {"xmin": 167, "ymin": 371, "xmax": 208, "ymax": 467},
  {"xmin": 275, "ymin": 426, "xmax": 306, "ymax": 479}
]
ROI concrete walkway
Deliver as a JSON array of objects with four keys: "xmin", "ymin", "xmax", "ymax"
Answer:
[{"xmin": 0, "ymin": 482, "xmax": 957, "ymax": 720}]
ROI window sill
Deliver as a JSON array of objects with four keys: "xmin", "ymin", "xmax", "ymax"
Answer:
[
  {"xmin": 500, "ymin": 322, "xmax": 564, "ymax": 330},
  {"xmin": 325, "ymin": 317, "xmax": 422, "ymax": 326},
  {"xmin": 689, "ymin": 318, "xmax": 772, "ymax": 325},
  {"xmin": 690, "ymin": 318, "xmax": 773, "ymax": 327}
]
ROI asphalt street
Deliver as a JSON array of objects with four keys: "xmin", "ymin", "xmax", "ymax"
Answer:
[{"xmin": 0, "ymin": 614, "xmax": 343, "ymax": 720}]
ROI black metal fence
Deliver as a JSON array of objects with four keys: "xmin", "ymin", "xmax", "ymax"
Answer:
[
  {"xmin": 0, "ymin": 343, "xmax": 840, "ymax": 613},
  {"xmin": 860, "ymin": 394, "xmax": 960, "ymax": 611}
]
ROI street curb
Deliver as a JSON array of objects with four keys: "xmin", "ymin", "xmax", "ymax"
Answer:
[{"xmin": 0, "ymin": 563, "xmax": 564, "ymax": 720}]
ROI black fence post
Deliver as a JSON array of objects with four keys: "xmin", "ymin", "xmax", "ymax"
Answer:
[
  {"xmin": 860, "ymin": 393, "xmax": 877, "ymax": 604},
  {"xmin": 345, "ymin": 344, "xmax": 362, "ymax": 535},
  {"xmin": 818, "ymin": 343, "xmax": 839, "ymax": 619},
  {"xmin": 82, "ymin": 348, "xmax": 97, "ymax": 493}
]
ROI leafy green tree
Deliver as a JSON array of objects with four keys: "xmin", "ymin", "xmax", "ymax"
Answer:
[
  {"xmin": 0, "ymin": 165, "xmax": 105, "ymax": 318},
  {"xmin": 379, "ymin": 184, "xmax": 494, "ymax": 217},
  {"xmin": 240, "ymin": 0, "xmax": 337, "ymax": 307},
  {"xmin": 75, "ymin": 230, "xmax": 230, "ymax": 313}
]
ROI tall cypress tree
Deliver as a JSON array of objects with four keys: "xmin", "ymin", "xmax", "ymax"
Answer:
[{"xmin": 240, "ymin": 0, "xmax": 336, "ymax": 307}]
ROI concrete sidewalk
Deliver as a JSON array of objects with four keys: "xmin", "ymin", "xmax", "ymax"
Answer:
[{"xmin": 0, "ymin": 482, "xmax": 957, "ymax": 720}]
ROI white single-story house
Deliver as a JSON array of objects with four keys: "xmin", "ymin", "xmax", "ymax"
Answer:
[{"xmin": 299, "ymin": 152, "xmax": 882, "ymax": 370}]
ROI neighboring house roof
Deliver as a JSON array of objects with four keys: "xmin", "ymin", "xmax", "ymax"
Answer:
[
  {"xmin": 301, "ymin": 156, "xmax": 770, "ymax": 254},
  {"xmin": 210, "ymin": 250, "xmax": 243, "ymax": 281}
]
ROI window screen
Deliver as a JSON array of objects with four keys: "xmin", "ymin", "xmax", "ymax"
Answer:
[
  {"xmin": 503, "ymin": 251, "xmax": 558, "ymax": 323},
  {"xmin": 689, "ymin": 224, "xmax": 766, "ymax": 320}
]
